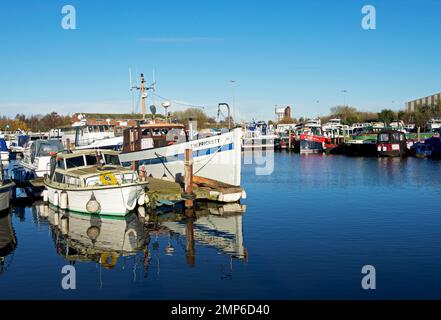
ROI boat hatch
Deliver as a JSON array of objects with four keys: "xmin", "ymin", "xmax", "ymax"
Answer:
[{"xmin": 85, "ymin": 173, "xmax": 137, "ymax": 187}]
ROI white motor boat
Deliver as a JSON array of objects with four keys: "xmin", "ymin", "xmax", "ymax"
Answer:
[
  {"xmin": 427, "ymin": 118, "xmax": 441, "ymax": 132},
  {"xmin": 242, "ymin": 121, "xmax": 276, "ymax": 151},
  {"xmin": 44, "ymin": 150, "xmax": 148, "ymax": 216},
  {"xmin": 0, "ymin": 164, "xmax": 14, "ymax": 212},
  {"xmin": 19, "ymin": 140, "xmax": 64, "ymax": 178},
  {"xmin": 50, "ymin": 120, "xmax": 119, "ymax": 150}
]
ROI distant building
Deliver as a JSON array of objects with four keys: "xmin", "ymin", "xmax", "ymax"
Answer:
[
  {"xmin": 406, "ymin": 92, "xmax": 441, "ymax": 112},
  {"xmin": 275, "ymin": 106, "xmax": 292, "ymax": 122}
]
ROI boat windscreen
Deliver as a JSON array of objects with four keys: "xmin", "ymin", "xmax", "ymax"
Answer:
[
  {"xmin": 85, "ymin": 155, "xmax": 98, "ymax": 166},
  {"xmin": 103, "ymin": 153, "xmax": 120, "ymax": 165},
  {"xmin": 378, "ymin": 133, "xmax": 389, "ymax": 142},
  {"xmin": 66, "ymin": 156, "xmax": 85, "ymax": 169},
  {"xmin": 36, "ymin": 141, "xmax": 64, "ymax": 156}
]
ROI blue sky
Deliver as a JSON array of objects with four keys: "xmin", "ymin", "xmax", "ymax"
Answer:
[{"xmin": 0, "ymin": 0, "xmax": 440, "ymax": 121}]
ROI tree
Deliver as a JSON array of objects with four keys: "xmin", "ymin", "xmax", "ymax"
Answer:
[
  {"xmin": 377, "ymin": 109, "xmax": 396, "ymax": 125},
  {"xmin": 278, "ymin": 117, "xmax": 295, "ymax": 124},
  {"xmin": 170, "ymin": 108, "xmax": 217, "ymax": 129},
  {"xmin": 330, "ymin": 105, "xmax": 359, "ymax": 125}
]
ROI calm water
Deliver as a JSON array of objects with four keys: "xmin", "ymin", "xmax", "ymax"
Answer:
[{"xmin": 2, "ymin": 153, "xmax": 441, "ymax": 299}]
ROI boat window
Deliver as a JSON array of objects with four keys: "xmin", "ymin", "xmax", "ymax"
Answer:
[
  {"xmin": 142, "ymin": 128, "xmax": 152, "ymax": 136},
  {"xmin": 123, "ymin": 173, "xmax": 136, "ymax": 183},
  {"xmin": 378, "ymin": 133, "xmax": 389, "ymax": 142},
  {"xmin": 54, "ymin": 172, "xmax": 64, "ymax": 183},
  {"xmin": 66, "ymin": 156, "xmax": 85, "ymax": 168},
  {"xmin": 37, "ymin": 142, "xmax": 63, "ymax": 156},
  {"xmin": 166, "ymin": 128, "xmax": 185, "ymax": 142},
  {"xmin": 103, "ymin": 153, "xmax": 120, "ymax": 165},
  {"xmin": 99, "ymin": 126, "xmax": 104, "ymax": 133},
  {"xmin": 88, "ymin": 126, "xmax": 95, "ymax": 133},
  {"xmin": 392, "ymin": 133, "xmax": 400, "ymax": 141},
  {"xmin": 152, "ymin": 128, "xmax": 168, "ymax": 136},
  {"xmin": 57, "ymin": 159, "xmax": 65, "ymax": 170},
  {"xmin": 65, "ymin": 175, "xmax": 80, "ymax": 186},
  {"xmin": 85, "ymin": 155, "xmax": 98, "ymax": 166}
]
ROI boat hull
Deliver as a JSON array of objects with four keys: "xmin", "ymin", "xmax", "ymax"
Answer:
[
  {"xmin": 19, "ymin": 156, "xmax": 52, "ymax": 178},
  {"xmin": 300, "ymin": 140, "xmax": 323, "ymax": 154},
  {"xmin": 0, "ymin": 182, "xmax": 14, "ymax": 212},
  {"xmin": 119, "ymin": 128, "xmax": 242, "ymax": 186},
  {"xmin": 0, "ymin": 151, "xmax": 9, "ymax": 162},
  {"xmin": 45, "ymin": 184, "xmax": 146, "ymax": 216}
]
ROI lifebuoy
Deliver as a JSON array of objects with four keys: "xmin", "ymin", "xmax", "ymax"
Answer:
[
  {"xmin": 100, "ymin": 252, "xmax": 118, "ymax": 269},
  {"xmin": 99, "ymin": 173, "xmax": 118, "ymax": 186}
]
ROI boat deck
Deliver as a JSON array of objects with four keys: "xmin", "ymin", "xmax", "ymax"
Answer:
[{"xmin": 146, "ymin": 176, "xmax": 245, "ymax": 205}]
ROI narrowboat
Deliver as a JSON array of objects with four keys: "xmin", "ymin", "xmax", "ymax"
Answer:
[{"xmin": 376, "ymin": 130, "xmax": 408, "ymax": 157}]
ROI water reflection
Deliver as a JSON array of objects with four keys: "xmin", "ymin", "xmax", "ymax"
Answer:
[
  {"xmin": 0, "ymin": 208, "xmax": 17, "ymax": 276},
  {"xmin": 30, "ymin": 202, "xmax": 247, "ymax": 276}
]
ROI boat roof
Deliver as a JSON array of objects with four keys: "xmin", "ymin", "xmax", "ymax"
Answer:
[
  {"xmin": 378, "ymin": 129, "xmax": 405, "ymax": 134},
  {"xmin": 57, "ymin": 149, "xmax": 120, "ymax": 159},
  {"xmin": 65, "ymin": 165, "xmax": 132, "ymax": 177},
  {"xmin": 137, "ymin": 123, "xmax": 185, "ymax": 129}
]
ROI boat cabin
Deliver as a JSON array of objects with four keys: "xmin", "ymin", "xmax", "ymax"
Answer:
[
  {"xmin": 376, "ymin": 130, "xmax": 408, "ymax": 157},
  {"xmin": 122, "ymin": 123, "xmax": 188, "ymax": 153},
  {"xmin": 24, "ymin": 140, "xmax": 64, "ymax": 163},
  {"xmin": 49, "ymin": 150, "xmax": 137, "ymax": 188},
  {"xmin": 50, "ymin": 123, "xmax": 116, "ymax": 148}
]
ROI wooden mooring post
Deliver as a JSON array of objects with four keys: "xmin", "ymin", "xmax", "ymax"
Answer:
[{"xmin": 183, "ymin": 148, "xmax": 195, "ymax": 209}]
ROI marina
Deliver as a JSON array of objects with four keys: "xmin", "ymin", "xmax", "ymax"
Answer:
[{"xmin": 2, "ymin": 0, "xmax": 441, "ymax": 306}]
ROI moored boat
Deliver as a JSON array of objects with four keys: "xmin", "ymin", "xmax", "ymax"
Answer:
[
  {"xmin": 298, "ymin": 119, "xmax": 327, "ymax": 154},
  {"xmin": 44, "ymin": 150, "xmax": 148, "ymax": 216},
  {"xmin": 19, "ymin": 139, "xmax": 64, "ymax": 178},
  {"xmin": 376, "ymin": 130, "xmax": 408, "ymax": 157},
  {"xmin": 414, "ymin": 136, "xmax": 441, "ymax": 158},
  {"xmin": 119, "ymin": 122, "xmax": 242, "ymax": 187},
  {"xmin": 0, "ymin": 138, "xmax": 9, "ymax": 162},
  {"xmin": 0, "ymin": 180, "xmax": 14, "ymax": 212}
]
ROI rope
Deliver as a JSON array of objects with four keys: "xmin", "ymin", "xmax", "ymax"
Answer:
[
  {"xmin": 153, "ymin": 152, "xmax": 174, "ymax": 178},
  {"xmin": 193, "ymin": 145, "xmax": 223, "ymax": 175}
]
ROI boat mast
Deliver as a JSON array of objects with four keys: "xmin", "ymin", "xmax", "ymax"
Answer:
[{"xmin": 141, "ymin": 73, "xmax": 146, "ymax": 120}]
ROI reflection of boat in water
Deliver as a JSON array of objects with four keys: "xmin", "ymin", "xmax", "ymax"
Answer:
[
  {"xmin": 33, "ymin": 204, "xmax": 149, "ymax": 267},
  {"xmin": 32, "ymin": 201, "xmax": 246, "ymax": 276},
  {"xmin": 150, "ymin": 202, "xmax": 247, "ymax": 259},
  {"xmin": 0, "ymin": 209, "xmax": 17, "ymax": 276}
]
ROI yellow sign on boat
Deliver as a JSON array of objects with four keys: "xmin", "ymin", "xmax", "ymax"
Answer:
[{"xmin": 99, "ymin": 173, "xmax": 118, "ymax": 186}]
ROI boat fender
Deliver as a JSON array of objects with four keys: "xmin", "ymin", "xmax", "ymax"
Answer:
[
  {"xmin": 100, "ymin": 252, "xmax": 118, "ymax": 270},
  {"xmin": 137, "ymin": 192, "xmax": 145, "ymax": 206},
  {"xmin": 60, "ymin": 191, "xmax": 68, "ymax": 210},
  {"xmin": 137, "ymin": 206, "xmax": 146, "ymax": 218},
  {"xmin": 53, "ymin": 191, "xmax": 59, "ymax": 207},
  {"xmin": 42, "ymin": 189, "xmax": 49, "ymax": 203},
  {"xmin": 86, "ymin": 192, "xmax": 101, "ymax": 213}
]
